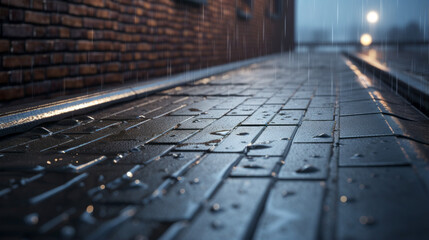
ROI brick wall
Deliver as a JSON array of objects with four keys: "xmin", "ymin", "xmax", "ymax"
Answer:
[{"xmin": 0, "ymin": 0, "xmax": 294, "ymax": 101}]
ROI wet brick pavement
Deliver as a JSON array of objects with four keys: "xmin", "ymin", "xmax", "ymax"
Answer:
[{"xmin": 1, "ymin": 53, "xmax": 429, "ymax": 239}]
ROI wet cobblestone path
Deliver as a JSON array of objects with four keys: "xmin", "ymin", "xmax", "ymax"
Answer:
[{"xmin": 1, "ymin": 53, "xmax": 429, "ymax": 239}]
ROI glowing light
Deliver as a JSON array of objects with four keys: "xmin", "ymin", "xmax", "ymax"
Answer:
[
  {"xmin": 360, "ymin": 34, "xmax": 373, "ymax": 46},
  {"xmin": 86, "ymin": 205, "xmax": 94, "ymax": 213},
  {"xmin": 366, "ymin": 11, "xmax": 379, "ymax": 23}
]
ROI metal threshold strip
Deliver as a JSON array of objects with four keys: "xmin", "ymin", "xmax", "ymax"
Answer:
[
  {"xmin": 0, "ymin": 53, "xmax": 281, "ymax": 137},
  {"xmin": 343, "ymin": 52, "xmax": 429, "ymax": 116}
]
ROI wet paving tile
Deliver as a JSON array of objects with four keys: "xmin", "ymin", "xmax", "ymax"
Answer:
[
  {"xmin": 293, "ymin": 121, "xmax": 334, "ymax": 143},
  {"xmin": 247, "ymin": 126, "xmax": 296, "ymax": 156},
  {"xmin": 241, "ymin": 105, "xmax": 282, "ymax": 126},
  {"xmin": 282, "ymin": 99, "xmax": 311, "ymax": 110},
  {"xmin": 169, "ymin": 99, "xmax": 224, "ymax": 116},
  {"xmin": 337, "ymin": 167, "xmax": 429, "ymax": 240},
  {"xmin": 136, "ymin": 154, "xmax": 240, "ymax": 221},
  {"xmin": 304, "ymin": 108, "xmax": 335, "ymax": 121},
  {"xmin": 265, "ymin": 95, "xmax": 290, "ymax": 105},
  {"xmin": 226, "ymin": 105, "xmax": 258, "ymax": 116},
  {"xmin": 176, "ymin": 178, "xmax": 271, "ymax": 240},
  {"xmin": 308, "ymin": 96, "xmax": 335, "ymax": 108},
  {"xmin": 278, "ymin": 143, "xmax": 332, "ymax": 180},
  {"xmin": 340, "ymin": 100, "xmax": 381, "ymax": 116},
  {"xmin": 340, "ymin": 115, "xmax": 393, "ymax": 138},
  {"xmin": 95, "ymin": 152, "xmax": 203, "ymax": 204},
  {"xmin": 211, "ymin": 97, "xmax": 247, "ymax": 109},
  {"xmin": 175, "ymin": 116, "xmax": 247, "ymax": 151},
  {"xmin": 339, "ymin": 137, "xmax": 410, "ymax": 167},
  {"xmin": 212, "ymin": 127, "xmax": 264, "ymax": 153},
  {"xmin": 111, "ymin": 144, "xmax": 175, "ymax": 165},
  {"xmin": 112, "ymin": 116, "xmax": 192, "ymax": 143},
  {"xmin": 241, "ymin": 98, "xmax": 268, "ymax": 106},
  {"xmin": 196, "ymin": 109, "xmax": 230, "ymax": 119},
  {"xmin": 176, "ymin": 118, "xmax": 216, "ymax": 130},
  {"xmin": 231, "ymin": 157, "xmax": 280, "ymax": 177},
  {"xmin": 151, "ymin": 130, "xmax": 199, "ymax": 144},
  {"xmin": 269, "ymin": 110, "xmax": 305, "ymax": 125},
  {"xmin": 254, "ymin": 181, "xmax": 324, "ymax": 240}
]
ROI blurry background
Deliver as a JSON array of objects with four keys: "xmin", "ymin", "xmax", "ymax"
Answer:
[{"xmin": 296, "ymin": 0, "xmax": 429, "ymax": 47}]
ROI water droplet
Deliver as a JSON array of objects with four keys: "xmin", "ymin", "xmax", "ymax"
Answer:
[
  {"xmin": 236, "ymin": 132, "xmax": 249, "ymax": 136},
  {"xmin": 359, "ymin": 216, "xmax": 375, "ymax": 225},
  {"xmin": 126, "ymin": 172, "xmax": 133, "ymax": 178},
  {"xmin": 210, "ymin": 130, "xmax": 229, "ymax": 136},
  {"xmin": 24, "ymin": 213, "xmax": 39, "ymax": 225},
  {"xmin": 231, "ymin": 203, "xmax": 240, "ymax": 209},
  {"xmin": 242, "ymin": 164, "xmax": 265, "ymax": 169},
  {"xmin": 192, "ymin": 119, "xmax": 201, "ymax": 123},
  {"xmin": 170, "ymin": 153, "xmax": 184, "ymax": 159},
  {"xmin": 188, "ymin": 108, "xmax": 201, "ymax": 112},
  {"xmin": 190, "ymin": 178, "xmax": 200, "ymax": 184},
  {"xmin": 313, "ymin": 133, "xmax": 330, "ymax": 138},
  {"xmin": 178, "ymin": 188, "xmax": 186, "ymax": 195},
  {"xmin": 282, "ymin": 190, "xmax": 295, "ymax": 198},
  {"xmin": 351, "ymin": 153, "xmax": 364, "ymax": 159},
  {"xmin": 295, "ymin": 164, "xmax": 319, "ymax": 173},
  {"xmin": 340, "ymin": 195, "xmax": 348, "ymax": 203},
  {"xmin": 347, "ymin": 178, "xmax": 353, "ymax": 183},
  {"xmin": 211, "ymin": 203, "xmax": 221, "ymax": 212},
  {"xmin": 247, "ymin": 143, "xmax": 272, "ymax": 149}
]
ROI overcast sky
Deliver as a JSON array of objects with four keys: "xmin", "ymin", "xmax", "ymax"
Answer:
[{"xmin": 296, "ymin": 0, "xmax": 429, "ymax": 42}]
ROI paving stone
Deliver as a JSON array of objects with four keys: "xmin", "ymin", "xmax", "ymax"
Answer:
[
  {"xmin": 340, "ymin": 115, "xmax": 392, "ymax": 138},
  {"xmin": 151, "ymin": 130, "xmax": 199, "ymax": 144},
  {"xmin": 241, "ymin": 98, "xmax": 268, "ymax": 106},
  {"xmin": 308, "ymin": 96, "xmax": 335, "ymax": 108},
  {"xmin": 136, "ymin": 154, "xmax": 240, "ymax": 221},
  {"xmin": 292, "ymin": 90, "xmax": 314, "ymax": 99},
  {"xmin": 339, "ymin": 137, "xmax": 410, "ymax": 167},
  {"xmin": 175, "ymin": 116, "xmax": 247, "ymax": 151},
  {"xmin": 293, "ymin": 121, "xmax": 334, "ymax": 143},
  {"xmin": 169, "ymin": 99, "xmax": 224, "ymax": 116},
  {"xmin": 231, "ymin": 157, "xmax": 280, "ymax": 177},
  {"xmin": 241, "ymin": 105, "xmax": 282, "ymax": 126},
  {"xmin": 211, "ymin": 97, "xmax": 247, "ymax": 109},
  {"xmin": 304, "ymin": 108, "xmax": 335, "ymax": 121},
  {"xmin": 112, "ymin": 116, "xmax": 192, "ymax": 143},
  {"xmin": 226, "ymin": 105, "xmax": 258, "ymax": 116},
  {"xmin": 111, "ymin": 144, "xmax": 175, "ymax": 165},
  {"xmin": 282, "ymin": 99, "xmax": 311, "ymax": 110},
  {"xmin": 337, "ymin": 167, "xmax": 429, "ymax": 240},
  {"xmin": 254, "ymin": 181, "xmax": 324, "ymax": 240},
  {"xmin": 278, "ymin": 143, "xmax": 332, "ymax": 180},
  {"xmin": 212, "ymin": 127, "xmax": 264, "ymax": 153},
  {"xmin": 247, "ymin": 126, "xmax": 295, "ymax": 156},
  {"xmin": 96, "ymin": 152, "xmax": 203, "ymax": 204},
  {"xmin": 340, "ymin": 100, "xmax": 381, "ymax": 116},
  {"xmin": 176, "ymin": 118, "xmax": 216, "ymax": 130},
  {"xmin": 197, "ymin": 109, "xmax": 230, "ymax": 119},
  {"xmin": 269, "ymin": 110, "xmax": 305, "ymax": 125},
  {"xmin": 265, "ymin": 95, "xmax": 290, "ymax": 105},
  {"xmin": 177, "ymin": 178, "xmax": 271, "ymax": 240}
]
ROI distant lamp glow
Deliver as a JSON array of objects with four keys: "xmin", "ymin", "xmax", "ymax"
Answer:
[
  {"xmin": 366, "ymin": 11, "xmax": 379, "ymax": 23},
  {"xmin": 360, "ymin": 34, "xmax": 373, "ymax": 46}
]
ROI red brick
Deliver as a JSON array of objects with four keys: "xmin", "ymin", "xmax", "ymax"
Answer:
[
  {"xmin": 33, "ymin": 68, "xmax": 45, "ymax": 80},
  {"xmin": 26, "ymin": 40, "xmax": 54, "ymax": 52},
  {"xmin": 46, "ymin": 66, "xmax": 69, "ymax": 78},
  {"xmin": 0, "ymin": 71, "xmax": 9, "ymax": 84},
  {"xmin": 104, "ymin": 73, "xmax": 122, "ymax": 83},
  {"xmin": 64, "ymin": 77, "xmax": 84, "ymax": 89},
  {"xmin": 79, "ymin": 65, "xmax": 97, "ymax": 75},
  {"xmin": 61, "ymin": 15, "xmax": 82, "ymax": 27},
  {"xmin": 76, "ymin": 40, "xmax": 93, "ymax": 51},
  {"xmin": 0, "ymin": 40, "xmax": 10, "ymax": 53},
  {"xmin": 83, "ymin": 0, "xmax": 104, "ymax": 8},
  {"xmin": 3, "ymin": 55, "xmax": 32, "ymax": 68},
  {"xmin": 51, "ymin": 54, "xmax": 64, "ymax": 64},
  {"xmin": 9, "ymin": 9, "xmax": 24, "ymax": 21},
  {"xmin": 69, "ymin": 4, "xmax": 88, "ymax": 15},
  {"xmin": 0, "ymin": 86, "xmax": 25, "ymax": 101},
  {"xmin": 25, "ymin": 11, "xmax": 50, "ymax": 24},
  {"xmin": 2, "ymin": 24, "xmax": 33, "ymax": 38},
  {"xmin": 1, "ymin": 0, "xmax": 31, "ymax": 8},
  {"xmin": 10, "ymin": 41, "xmax": 25, "ymax": 53}
]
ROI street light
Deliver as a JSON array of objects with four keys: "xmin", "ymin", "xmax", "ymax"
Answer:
[
  {"xmin": 360, "ymin": 33, "xmax": 373, "ymax": 46},
  {"xmin": 366, "ymin": 11, "xmax": 379, "ymax": 23}
]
